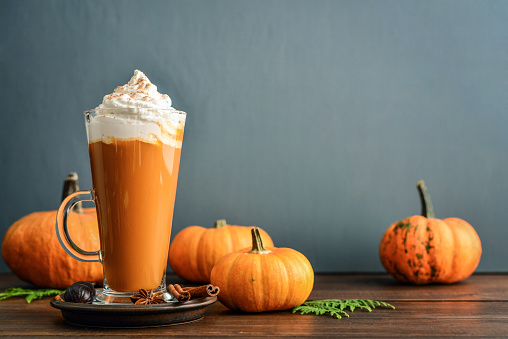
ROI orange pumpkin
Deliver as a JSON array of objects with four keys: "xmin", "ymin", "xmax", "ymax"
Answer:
[
  {"xmin": 1, "ymin": 173, "xmax": 103, "ymax": 289},
  {"xmin": 379, "ymin": 180, "xmax": 482, "ymax": 284},
  {"xmin": 169, "ymin": 219, "xmax": 274, "ymax": 283},
  {"xmin": 210, "ymin": 227, "xmax": 314, "ymax": 312}
]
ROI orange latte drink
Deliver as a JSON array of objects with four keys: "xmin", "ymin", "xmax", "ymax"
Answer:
[
  {"xmin": 56, "ymin": 70, "xmax": 186, "ymax": 303},
  {"xmin": 89, "ymin": 133, "xmax": 183, "ymax": 292}
]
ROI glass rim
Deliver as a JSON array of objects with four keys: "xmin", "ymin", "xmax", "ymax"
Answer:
[{"xmin": 84, "ymin": 108, "xmax": 187, "ymax": 116}]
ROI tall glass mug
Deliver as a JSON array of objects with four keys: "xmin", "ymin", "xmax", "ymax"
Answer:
[{"xmin": 56, "ymin": 108, "xmax": 186, "ymax": 303}]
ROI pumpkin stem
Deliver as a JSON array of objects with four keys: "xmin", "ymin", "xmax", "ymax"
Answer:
[
  {"xmin": 249, "ymin": 227, "xmax": 271, "ymax": 254},
  {"xmin": 214, "ymin": 219, "xmax": 227, "ymax": 228},
  {"xmin": 62, "ymin": 172, "xmax": 83, "ymax": 213},
  {"xmin": 417, "ymin": 180, "xmax": 435, "ymax": 219}
]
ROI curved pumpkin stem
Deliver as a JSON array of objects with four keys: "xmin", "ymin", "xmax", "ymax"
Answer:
[
  {"xmin": 214, "ymin": 219, "xmax": 227, "ymax": 228},
  {"xmin": 417, "ymin": 180, "xmax": 435, "ymax": 219},
  {"xmin": 61, "ymin": 172, "xmax": 83, "ymax": 213},
  {"xmin": 249, "ymin": 227, "xmax": 271, "ymax": 254}
]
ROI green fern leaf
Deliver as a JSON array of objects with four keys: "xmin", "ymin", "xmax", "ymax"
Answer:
[
  {"xmin": 292, "ymin": 298, "xmax": 395, "ymax": 319},
  {"xmin": 0, "ymin": 288, "xmax": 65, "ymax": 303}
]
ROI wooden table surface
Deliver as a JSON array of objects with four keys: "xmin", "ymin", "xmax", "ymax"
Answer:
[{"xmin": 1, "ymin": 273, "xmax": 507, "ymax": 337}]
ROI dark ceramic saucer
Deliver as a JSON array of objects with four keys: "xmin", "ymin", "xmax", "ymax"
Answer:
[{"xmin": 50, "ymin": 293, "xmax": 217, "ymax": 328}]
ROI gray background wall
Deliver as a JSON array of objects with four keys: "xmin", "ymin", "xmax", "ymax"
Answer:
[{"xmin": 1, "ymin": 0, "xmax": 507, "ymax": 274}]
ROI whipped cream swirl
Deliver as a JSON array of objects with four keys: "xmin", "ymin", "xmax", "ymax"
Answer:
[
  {"xmin": 88, "ymin": 70, "xmax": 185, "ymax": 146},
  {"xmin": 96, "ymin": 70, "xmax": 173, "ymax": 109}
]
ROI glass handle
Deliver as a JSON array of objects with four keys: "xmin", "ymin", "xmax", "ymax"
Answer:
[{"xmin": 55, "ymin": 189, "xmax": 101, "ymax": 262}]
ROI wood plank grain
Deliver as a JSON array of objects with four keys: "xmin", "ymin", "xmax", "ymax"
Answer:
[
  {"xmin": 309, "ymin": 274, "xmax": 508, "ymax": 302},
  {"xmin": 1, "ymin": 274, "xmax": 507, "ymax": 337},
  {"xmin": 1, "ymin": 300, "xmax": 507, "ymax": 337},
  {"xmin": 3, "ymin": 273, "xmax": 507, "ymax": 302}
]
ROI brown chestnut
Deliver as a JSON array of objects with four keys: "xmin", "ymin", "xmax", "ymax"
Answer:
[{"xmin": 63, "ymin": 281, "xmax": 96, "ymax": 304}]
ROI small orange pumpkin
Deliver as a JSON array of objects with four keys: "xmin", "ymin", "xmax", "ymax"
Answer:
[
  {"xmin": 1, "ymin": 173, "xmax": 103, "ymax": 289},
  {"xmin": 210, "ymin": 227, "xmax": 314, "ymax": 312},
  {"xmin": 169, "ymin": 219, "xmax": 274, "ymax": 283},
  {"xmin": 379, "ymin": 180, "xmax": 482, "ymax": 284}
]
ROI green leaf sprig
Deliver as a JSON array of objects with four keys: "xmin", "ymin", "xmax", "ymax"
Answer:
[
  {"xmin": 0, "ymin": 288, "xmax": 65, "ymax": 303},
  {"xmin": 292, "ymin": 299, "xmax": 395, "ymax": 319}
]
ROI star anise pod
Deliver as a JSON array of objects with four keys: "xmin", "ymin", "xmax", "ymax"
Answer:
[{"xmin": 130, "ymin": 289, "xmax": 166, "ymax": 305}]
